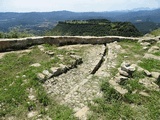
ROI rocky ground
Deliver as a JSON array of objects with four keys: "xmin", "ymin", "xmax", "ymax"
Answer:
[{"xmin": 0, "ymin": 36, "xmax": 160, "ymax": 120}]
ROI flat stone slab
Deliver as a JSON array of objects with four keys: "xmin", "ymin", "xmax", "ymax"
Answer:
[{"xmin": 143, "ymin": 53, "xmax": 160, "ymax": 61}]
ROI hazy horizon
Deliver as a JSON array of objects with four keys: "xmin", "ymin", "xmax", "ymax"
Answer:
[{"xmin": 0, "ymin": 0, "xmax": 160, "ymax": 12}]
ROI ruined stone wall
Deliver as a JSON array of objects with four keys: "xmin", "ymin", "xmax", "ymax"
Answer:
[{"xmin": 0, "ymin": 36, "xmax": 139, "ymax": 52}]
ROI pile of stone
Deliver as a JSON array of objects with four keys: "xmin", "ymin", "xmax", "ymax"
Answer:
[
  {"xmin": 115, "ymin": 62, "xmax": 136, "ymax": 84},
  {"xmin": 37, "ymin": 55, "xmax": 83, "ymax": 82}
]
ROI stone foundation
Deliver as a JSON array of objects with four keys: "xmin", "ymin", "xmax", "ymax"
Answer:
[{"xmin": 0, "ymin": 36, "xmax": 139, "ymax": 52}]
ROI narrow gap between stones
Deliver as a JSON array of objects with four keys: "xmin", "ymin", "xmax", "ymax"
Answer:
[{"xmin": 91, "ymin": 44, "xmax": 107, "ymax": 74}]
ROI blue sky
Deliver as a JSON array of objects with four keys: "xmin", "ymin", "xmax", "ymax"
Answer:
[{"xmin": 0, "ymin": 0, "xmax": 160, "ymax": 12}]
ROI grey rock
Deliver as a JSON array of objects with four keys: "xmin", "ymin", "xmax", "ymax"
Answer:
[
  {"xmin": 143, "ymin": 47, "xmax": 148, "ymax": 50},
  {"xmin": 37, "ymin": 73, "xmax": 45, "ymax": 81},
  {"xmin": 70, "ymin": 55, "xmax": 83, "ymax": 65},
  {"xmin": 148, "ymin": 46, "xmax": 159, "ymax": 53},
  {"xmin": 45, "ymin": 51, "xmax": 55, "ymax": 56},
  {"xmin": 144, "ymin": 70, "xmax": 152, "ymax": 77},
  {"xmin": 59, "ymin": 64, "xmax": 68, "ymax": 72},
  {"xmin": 28, "ymin": 95, "xmax": 36, "ymax": 101},
  {"xmin": 118, "ymin": 68, "xmax": 130, "ymax": 77},
  {"xmin": 109, "ymin": 78, "xmax": 128, "ymax": 95},
  {"xmin": 139, "ymin": 78, "xmax": 159, "ymax": 91},
  {"xmin": 57, "ymin": 55, "xmax": 64, "ymax": 60},
  {"xmin": 38, "ymin": 45, "xmax": 45, "ymax": 52},
  {"xmin": 27, "ymin": 111, "xmax": 38, "ymax": 118},
  {"xmin": 30, "ymin": 63, "xmax": 41, "ymax": 67},
  {"xmin": 140, "ymin": 42, "xmax": 151, "ymax": 46},
  {"xmin": 139, "ymin": 91, "xmax": 150, "ymax": 97},
  {"xmin": 115, "ymin": 76, "xmax": 128, "ymax": 84},
  {"xmin": 136, "ymin": 65, "xmax": 144, "ymax": 72},
  {"xmin": 42, "ymin": 70, "xmax": 52, "ymax": 78},
  {"xmin": 50, "ymin": 67, "xmax": 63, "ymax": 76},
  {"xmin": 22, "ymin": 75, "xmax": 26, "ymax": 78},
  {"xmin": 143, "ymin": 53, "xmax": 160, "ymax": 61},
  {"xmin": 151, "ymin": 72, "xmax": 160, "ymax": 80},
  {"xmin": 121, "ymin": 62, "xmax": 135, "ymax": 74}
]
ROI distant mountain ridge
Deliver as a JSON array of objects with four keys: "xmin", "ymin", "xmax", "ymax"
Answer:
[{"xmin": 0, "ymin": 8, "xmax": 160, "ymax": 34}]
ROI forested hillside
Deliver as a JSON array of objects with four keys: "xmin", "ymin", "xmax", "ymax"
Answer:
[{"xmin": 47, "ymin": 19, "xmax": 142, "ymax": 37}]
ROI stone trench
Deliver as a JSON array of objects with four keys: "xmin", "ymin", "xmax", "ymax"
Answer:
[{"xmin": 42, "ymin": 42, "xmax": 122, "ymax": 119}]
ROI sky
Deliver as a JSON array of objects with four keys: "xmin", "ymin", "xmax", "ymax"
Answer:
[{"xmin": 0, "ymin": 0, "xmax": 160, "ymax": 12}]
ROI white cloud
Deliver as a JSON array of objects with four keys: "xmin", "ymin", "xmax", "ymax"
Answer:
[{"xmin": 0, "ymin": 0, "xmax": 159, "ymax": 12}]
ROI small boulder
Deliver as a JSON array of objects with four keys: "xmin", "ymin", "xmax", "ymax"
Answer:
[
  {"xmin": 143, "ymin": 47, "xmax": 148, "ymax": 50},
  {"xmin": 118, "ymin": 68, "xmax": 130, "ymax": 77},
  {"xmin": 59, "ymin": 64, "xmax": 68, "ymax": 72},
  {"xmin": 57, "ymin": 55, "xmax": 64, "ymax": 60},
  {"xmin": 121, "ymin": 62, "xmax": 136, "ymax": 74},
  {"xmin": 148, "ymin": 46, "xmax": 159, "ymax": 53},
  {"xmin": 115, "ymin": 76, "xmax": 128, "ymax": 84},
  {"xmin": 140, "ymin": 42, "xmax": 151, "ymax": 46},
  {"xmin": 139, "ymin": 91, "xmax": 150, "ymax": 97},
  {"xmin": 50, "ymin": 67, "xmax": 63, "ymax": 76},
  {"xmin": 151, "ymin": 72, "xmax": 160, "ymax": 80},
  {"xmin": 70, "ymin": 55, "xmax": 83, "ymax": 64},
  {"xmin": 143, "ymin": 53, "xmax": 160, "ymax": 61},
  {"xmin": 27, "ymin": 111, "xmax": 38, "ymax": 118},
  {"xmin": 37, "ymin": 73, "xmax": 45, "ymax": 82},
  {"xmin": 144, "ymin": 70, "xmax": 152, "ymax": 77},
  {"xmin": 30, "ymin": 63, "xmax": 41, "ymax": 67},
  {"xmin": 45, "ymin": 51, "xmax": 55, "ymax": 56},
  {"xmin": 42, "ymin": 70, "xmax": 52, "ymax": 78},
  {"xmin": 38, "ymin": 45, "xmax": 45, "ymax": 52}
]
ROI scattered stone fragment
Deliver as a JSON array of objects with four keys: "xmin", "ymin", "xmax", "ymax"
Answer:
[
  {"xmin": 74, "ymin": 106, "xmax": 89, "ymax": 120},
  {"xmin": 30, "ymin": 63, "xmax": 41, "ymax": 67},
  {"xmin": 38, "ymin": 45, "xmax": 45, "ymax": 52},
  {"xmin": 144, "ymin": 70, "xmax": 152, "ymax": 77},
  {"xmin": 148, "ymin": 46, "xmax": 159, "ymax": 53},
  {"xmin": 50, "ymin": 67, "xmax": 63, "ymax": 76},
  {"xmin": 45, "ymin": 51, "xmax": 55, "ymax": 56},
  {"xmin": 57, "ymin": 55, "xmax": 64, "ymax": 60},
  {"xmin": 143, "ymin": 53, "xmax": 160, "ymax": 60},
  {"xmin": 16, "ymin": 76, "xmax": 20, "ymax": 78},
  {"xmin": 139, "ymin": 78, "xmax": 159, "ymax": 91},
  {"xmin": 70, "ymin": 55, "xmax": 83, "ymax": 65},
  {"xmin": 121, "ymin": 62, "xmax": 135, "ymax": 74},
  {"xmin": 136, "ymin": 65, "xmax": 144, "ymax": 72},
  {"xmin": 118, "ymin": 68, "xmax": 130, "ymax": 77},
  {"xmin": 27, "ymin": 111, "xmax": 38, "ymax": 118},
  {"xmin": 22, "ymin": 75, "xmax": 26, "ymax": 78},
  {"xmin": 139, "ymin": 91, "xmax": 150, "ymax": 97},
  {"xmin": 37, "ymin": 73, "xmax": 45, "ymax": 81},
  {"xmin": 115, "ymin": 76, "xmax": 128, "ymax": 84},
  {"xmin": 28, "ymin": 95, "xmax": 36, "ymax": 101},
  {"xmin": 151, "ymin": 72, "xmax": 160, "ymax": 80},
  {"xmin": 140, "ymin": 42, "xmax": 151, "ymax": 46},
  {"xmin": 7, "ymin": 116, "xmax": 16, "ymax": 120},
  {"xmin": 42, "ymin": 70, "xmax": 52, "ymax": 78},
  {"xmin": 143, "ymin": 47, "xmax": 148, "ymax": 50},
  {"xmin": 59, "ymin": 64, "xmax": 68, "ymax": 72}
]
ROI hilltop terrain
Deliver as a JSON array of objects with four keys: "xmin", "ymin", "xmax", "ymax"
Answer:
[
  {"xmin": 0, "ymin": 35, "xmax": 160, "ymax": 120},
  {"xmin": 47, "ymin": 19, "xmax": 142, "ymax": 37}
]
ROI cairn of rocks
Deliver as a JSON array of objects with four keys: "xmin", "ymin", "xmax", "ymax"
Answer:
[{"xmin": 115, "ymin": 62, "xmax": 136, "ymax": 84}]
